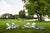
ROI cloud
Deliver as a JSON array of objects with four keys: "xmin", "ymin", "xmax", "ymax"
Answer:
[{"xmin": 0, "ymin": 0, "xmax": 25, "ymax": 15}]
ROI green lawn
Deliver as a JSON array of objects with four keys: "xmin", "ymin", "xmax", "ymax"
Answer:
[{"xmin": 0, "ymin": 19, "xmax": 50, "ymax": 33}]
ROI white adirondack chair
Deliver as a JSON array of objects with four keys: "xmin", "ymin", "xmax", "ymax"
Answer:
[
  {"xmin": 31, "ymin": 23, "xmax": 36, "ymax": 28},
  {"xmin": 24, "ymin": 23, "xmax": 30, "ymax": 28},
  {"xmin": 6, "ymin": 23, "xmax": 11, "ymax": 30},
  {"xmin": 12, "ymin": 23, "xmax": 16, "ymax": 29}
]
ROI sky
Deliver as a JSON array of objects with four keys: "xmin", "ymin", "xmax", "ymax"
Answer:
[{"xmin": 0, "ymin": 0, "xmax": 25, "ymax": 15}]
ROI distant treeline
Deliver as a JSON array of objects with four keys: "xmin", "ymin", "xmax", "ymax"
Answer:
[
  {"xmin": 0, "ymin": 13, "xmax": 37, "ymax": 19},
  {"xmin": 0, "ymin": 10, "xmax": 38, "ymax": 19}
]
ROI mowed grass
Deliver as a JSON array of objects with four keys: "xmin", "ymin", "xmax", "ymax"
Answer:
[{"xmin": 0, "ymin": 19, "xmax": 50, "ymax": 33}]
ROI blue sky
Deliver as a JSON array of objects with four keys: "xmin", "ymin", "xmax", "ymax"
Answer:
[{"xmin": 0, "ymin": 0, "xmax": 25, "ymax": 15}]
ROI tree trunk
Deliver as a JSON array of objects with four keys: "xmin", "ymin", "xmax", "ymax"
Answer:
[
  {"xmin": 39, "ymin": 14, "xmax": 42, "ymax": 22},
  {"xmin": 37, "ymin": 14, "xmax": 40, "ymax": 21}
]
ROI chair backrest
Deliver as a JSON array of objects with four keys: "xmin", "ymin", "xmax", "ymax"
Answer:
[
  {"xmin": 6, "ymin": 23, "xmax": 10, "ymax": 27},
  {"xmin": 26, "ymin": 23, "xmax": 30, "ymax": 26},
  {"xmin": 12, "ymin": 23, "xmax": 15, "ymax": 26},
  {"xmin": 32, "ymin": 23, "xmax": 35, "ymax": 26}
]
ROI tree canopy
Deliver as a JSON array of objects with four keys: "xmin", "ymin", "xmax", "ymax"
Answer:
[
  {"xmin": 19, "ymin": 10, "xmax": 26, "ymax": 18},
  {"xmin": 22, "ymin": 0, "xmax": 50, "ymax": 22}
]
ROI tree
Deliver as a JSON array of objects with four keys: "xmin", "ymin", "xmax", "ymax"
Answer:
[
  {"xmin": 22, "ymin": 0, "xmax": 50, "ymax": 22},
  {"xmin": 2, "ymin": 13, "xmax": 13, "ymax": 19},
  {"xmin": 13, "ymin": 15, "xmax": 19, "ymax": 19},
  {"xmin": 45, "ymin": 0, "xmax": 50, "ymax": 4},
  {"xmin": 19, "ymin": 10, "xmax": 26, "ymax": 18},
  {"xmin": 47, "ymin": 4, "xmax": 50, "ymax": 17}
]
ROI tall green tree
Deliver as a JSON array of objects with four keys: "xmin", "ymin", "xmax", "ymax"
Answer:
[
  {"xmin": 19, "ymin": 10, "xmax": 26, "ymax": 18},
  {"xmin": 22, "ymin": 0, "xmax": 50, "ymax": 22}
]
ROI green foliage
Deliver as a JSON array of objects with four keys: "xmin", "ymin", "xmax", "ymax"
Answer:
[
  {"xmin": 22, "ymin": 0, "xmax": 50, "ymax": 22},
  {"xmin": 45, "ymin": 0, "xmax": 50, "ymax": 4},
  {"xmin": 47, "ymin": 5, "xmax": 50, "ymax": 17},
  {"xmin": 13, "ymin": 15, "xmax": 19, "ymax": 19},
  {"xmin": 19, "ymin": 10, "xmax": 26, "ymax": 18},
  {"xmin": 2, "ymin": 13, "xmax": 13, "ymax": 19},
  {"xmin": 26, "ymin": 0, "xmax": 48, "ymax": 15},
  {"xmin": 22, "ymin": 0, "xmax": 49, "ymax": 16}
]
